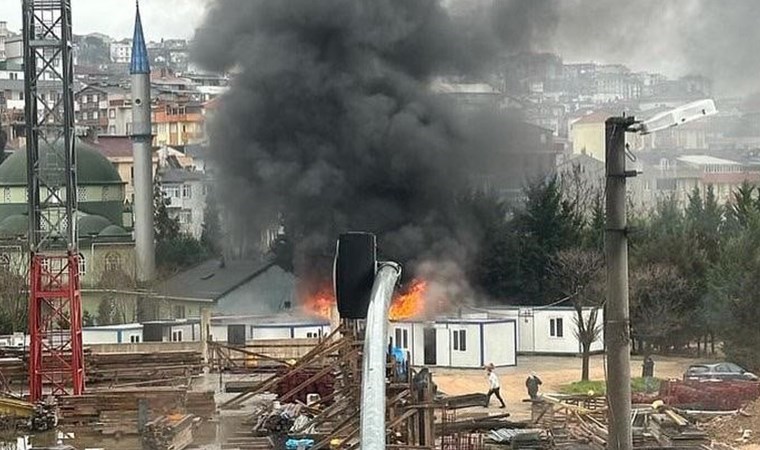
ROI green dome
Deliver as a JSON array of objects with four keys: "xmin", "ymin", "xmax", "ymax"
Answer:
[
  {"xmin": 99, "ymin": 224, "xmax": 129, "ymax": 237},
  {"xmin": 0, "ymin": 140, "xmax": 123, "ymax": 186},
  {"xmin": 0, "ymin": 214, "xmax": 27, "ymax": 236},
  {"xmin": 0, "ymin": 213, "xmax": 126, "ymax": 238},
  {"xmin": 79, "ymin": 214, "xmax": 113, "ymax": 236}
]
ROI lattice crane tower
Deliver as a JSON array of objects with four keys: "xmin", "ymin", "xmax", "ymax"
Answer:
[{"xmin": 22, "ymin": 0, "xmax": 85, "ymax": 401}]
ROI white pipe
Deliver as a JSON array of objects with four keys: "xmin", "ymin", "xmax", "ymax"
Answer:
[{"xmin": 360, "ymin": 262, "xmax": 401, "ymax": 450}]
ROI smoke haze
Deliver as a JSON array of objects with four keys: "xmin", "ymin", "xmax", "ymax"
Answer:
[
  {"xmin": 193, "ymin": 0, "xmax": 541, "ymax": 291},
  {"xmin": 548, "ymin": 0, "xmax": 760, "ymax": 95}
]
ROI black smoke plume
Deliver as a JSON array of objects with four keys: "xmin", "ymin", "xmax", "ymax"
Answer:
[{"xmin": 192, "ymin": 0, "xmax": 546, "ymax": 298}]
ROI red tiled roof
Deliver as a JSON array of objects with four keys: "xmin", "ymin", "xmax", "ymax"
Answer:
[
  {"xmin": 572, "ymin": 111, "xmax": 613, "ymax": 125},
  {"xmin": 701, "ymin": 172, "xmax": 760, "ymax": 185},
  {"xmin": 89, "ymin": 135, "xmax": 133, "ymax": 158}
]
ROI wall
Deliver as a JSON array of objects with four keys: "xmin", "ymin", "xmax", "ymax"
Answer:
[
  {"xmin": 86, "ymin": 341, "xmax": 202, "ymax": 353},
  {"xmin": 482, "ymin": 321, "xmax": 517, "ymax": 367},
  {"xmin": 571, "ymin": 121, "xmax": 605, "ymax": 161},
  {"xmin": 82, "ymin": 329, "xmax": 119, "ymax": 345},
  {"xmin": 446, "ymin": 323, "xmax": 482, "ymax": 368}
]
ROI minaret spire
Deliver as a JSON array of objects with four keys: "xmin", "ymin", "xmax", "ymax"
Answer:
[
  {"xmin": 130, "ymin": 0, "xmax": 156, "ymax": 283},
  {"xmin": 130, "ymin": 0, "xmax": 150, "ymax": 75}
]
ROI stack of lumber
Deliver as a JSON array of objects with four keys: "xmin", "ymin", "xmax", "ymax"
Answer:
[
  {"xmin": 648, "ymin": 410, "xmax": 710, "ymax": 448},
  {"xmin": 57, "ymin": 387, "xmax": 208, "ymax": 435},
  {"xmin": 86, "ymin": 351, "xmax": 203, "ymax": 384},
  {"xmin": 221, "ymin": 436, "xmax": 274, "ymax": 450},
  {"xmin": 185, "ymin": 391, "xmax": 215, "ymax": 419},
  {"xmin": 0, "ymin": 357, "xmax": 26, "ymax": 387},
  {"xmin": 141, "ymin": 414, "xmax": 196, "ymax": 450}
]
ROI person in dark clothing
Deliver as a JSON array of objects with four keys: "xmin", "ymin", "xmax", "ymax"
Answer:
[
  {"xmin": 484, "ymin": 363, "xmax": 506, "ymax": 408},
  {"xmin": 526, "ymin": 371, "xmax": 542, "ymax": 400}
]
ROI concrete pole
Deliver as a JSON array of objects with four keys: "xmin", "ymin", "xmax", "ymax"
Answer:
[
  {"xmin": 131, "ymin": 72, "xmax": 156, "ymax": 283},
  {"xmin": 605, "ymin": 116, "xmax": 635, "ymax": 450},
  {"xmin": 200, "ymin": 306, "xmax": 211, "ymax": 368}
]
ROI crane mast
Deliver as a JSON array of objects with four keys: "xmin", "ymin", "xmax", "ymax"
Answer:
[{"xmin": 22, "ymin": 0, "xmax": 85, "ymax": 401}]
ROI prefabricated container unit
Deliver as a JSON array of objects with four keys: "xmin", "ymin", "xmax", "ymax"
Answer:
[
  {"xmin": 82, "ymin": 324, "xmax": 143, "ymax": 345},
  {"xmin": 389, "ymin": 318, "xmax": 517, "ymax": 369},
  {"xmin": 249, "ymin": 323, "xmax": 330, "ymax": 340},
  {"xmin": 486, "ymin": 306, "xmax": 604, "ymax": 355}
]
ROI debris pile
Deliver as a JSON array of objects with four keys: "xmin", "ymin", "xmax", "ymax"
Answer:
[{"xmin": 703, "ymin": 399, "xmax": 760, "ymax": 446}]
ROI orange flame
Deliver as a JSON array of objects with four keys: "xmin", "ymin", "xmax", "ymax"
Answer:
[
  {"xmin": 389, "ymin": 279, "xmax": 427, "ymax": 320},
  {"xmin": 301, "ymin": 279, "xmax": 428, "ymax": 320},
  {"xmin": 302, "ymin": 285, "xmax": 334, "ymax": 319}
]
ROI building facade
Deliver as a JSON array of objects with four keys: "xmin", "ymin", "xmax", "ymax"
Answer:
[
  {"xmin": 389, "ymin": 318, "xmax": 517, "ymax": 368},
  {"xmin": 0, "ymin": 141, "xmax": 138, "ymax": 322}
]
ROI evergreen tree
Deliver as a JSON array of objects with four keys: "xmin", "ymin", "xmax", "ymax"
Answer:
[
  {"xmin": 200, "ymin": 190, "xmax": 223, "ymax": 256},
  {"xmin": 153, "ymin": 179, "xmax": 179, "ymax": 243},
  {"xmin": 516, "ymin": 177, "xmax": 584, "ymax": 303}
]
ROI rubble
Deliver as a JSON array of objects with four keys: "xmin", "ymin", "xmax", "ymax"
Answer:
[{"xmin": 703, "ymin": 399, "xmax": 760, "ymax": 446}]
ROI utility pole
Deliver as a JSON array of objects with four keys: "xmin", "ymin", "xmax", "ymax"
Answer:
[{"xmin": 605, "ymin": 116, "xmax": 635, "ymax": 450}]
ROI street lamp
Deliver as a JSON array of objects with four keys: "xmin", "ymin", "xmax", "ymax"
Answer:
[{"xmin": 605, "ymin": 99, "xmax": 716, "ymax": 450}]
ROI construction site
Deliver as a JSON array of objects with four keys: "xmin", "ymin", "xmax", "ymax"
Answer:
[
  {"xmin": 3, "ymin": 0, "xmax": 760, "ymax": 449},
  {"xmin": 0, "ymin": 316, "xmax": 759, "ymax": 450}
]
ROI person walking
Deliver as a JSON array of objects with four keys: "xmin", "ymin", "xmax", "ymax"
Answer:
[
  {"xmin": 525, "ymin": 371, "xmax": 543, "ymax": 400},
  {"xmin": 484, "ymin": 363, "xmax": 506, "ymax": 408}
]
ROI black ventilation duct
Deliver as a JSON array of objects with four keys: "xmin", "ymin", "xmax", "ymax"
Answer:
[{"xmin": 334, "ymin": 232, "xmax": 377, "ymax": 319}]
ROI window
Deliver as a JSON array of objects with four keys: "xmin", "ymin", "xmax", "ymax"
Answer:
[
  {"xmin": 109, "ymin": 109, "xmax": 116, "ymax": 118},
  {"xmin": 130, "ymin": 335, "xmax": 140, "ymax": 343},
  {"xmin": 453, "ymin": 329, "xmax": 467, "ymax": 351},
  {"xmin": 105, "ymin": 252, "xmax": 121, "ymax": 272},
  {"xmin": 78, "ymin": 252, "xmax": 86, "ymax": 275},
  {"xmin": 178, "ymin": 209, "xmax": 192, "ymax": 224},
  {"xmin": 550, "ymin": 318, "xmax": 564, "ymax": 338},
  {"xmin": 164, "ymin": 186, "xmax": 181, "ymax": 198},
  {"xmin": 306, "ymin": 332, "xmax": 318, "ymax": 338},
  {"xmin": 171, "ymin": 330, "xmax": 183, "ymax": 342},
  {"xmin": 394, "ymin": 328, "xmax": 409, "ymax": 349},
  {"xmin": 182, "ymin": 184, "xmax": 192, "ymax": 198},
  {"xmin": 92, "ymin": 110, "xmax": 99, "ymax": 119},
  {"xmin": 173, "ymin": 305, "xmax": 186, "ymax": 319}
]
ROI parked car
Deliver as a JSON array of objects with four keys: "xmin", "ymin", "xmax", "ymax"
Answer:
[{"xmin": 683, "ymin": 362, "xmax": 759, "ymax": 381}]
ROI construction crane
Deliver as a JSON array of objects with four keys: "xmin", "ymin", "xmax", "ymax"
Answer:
[{"xmin": 22, "ymin": 0, "xmax": 85, "ymax": 401}]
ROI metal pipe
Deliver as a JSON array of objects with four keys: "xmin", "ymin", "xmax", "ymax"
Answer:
[{"xmin": 360, "ymin": 261, "xmax": 401, "ymax": 450}]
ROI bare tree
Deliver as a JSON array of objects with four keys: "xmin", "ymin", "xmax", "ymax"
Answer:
[
  {"xmin": 96, "ymin": 268, "xmax": 138, "ymax": 325},
  {"xmin": 0, "ymin": 254, "xmax": 29, "ymax": 334},
  {"xmin": 549, "ymin": 249, "xmax": 605, "ymax": 381}
]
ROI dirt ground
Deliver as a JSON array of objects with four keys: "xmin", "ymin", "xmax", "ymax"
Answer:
[{"xmin": 430, "ymin": 354, "xmax": 696, "ymax": 420}]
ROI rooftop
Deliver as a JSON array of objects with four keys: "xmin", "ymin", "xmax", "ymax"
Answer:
[
  {"xmin": 153, "ymin": 258, "xmax": 277, "ymax": 302},
  {"xmin": 677, "ymin": 155, "xmax": 741, "ymax": 166}
]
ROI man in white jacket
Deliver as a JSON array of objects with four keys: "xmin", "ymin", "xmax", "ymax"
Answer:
[{"xmin": 484, "ymin": 363, "xmax": 506, "ymax": 408}]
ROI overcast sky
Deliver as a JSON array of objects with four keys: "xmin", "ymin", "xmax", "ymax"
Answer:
[{"xmin": 0, "ymin": 0, "xmax": 209, "ymax": 41}]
